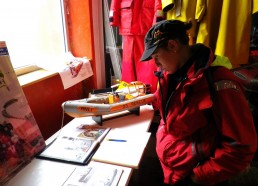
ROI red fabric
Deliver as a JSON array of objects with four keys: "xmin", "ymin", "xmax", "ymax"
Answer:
[
  {"xmin": 109, "ymin": 0, "xmax": 163, "ymax": 93},
  {"xmin": 109, "ymin": 0, "xmax": 163, "ymax": 35},
  {"xmin": 232, "ymin": 64, "xmax": 258, "ymax": 91},
  {"xmin": 121, "ymin": 35, "xmax": 158, "ymax": 93},
  {"xmin": 155, "ymin": 45, "xmax": 257, "ymax": 185}
]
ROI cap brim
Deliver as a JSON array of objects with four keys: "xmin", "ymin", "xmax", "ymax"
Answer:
[{"xmin": 140, "ymin": 45, "xmax": 158, "ymax": 62}]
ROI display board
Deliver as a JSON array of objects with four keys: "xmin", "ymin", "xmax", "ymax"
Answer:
[{"xmin": 0, "ymin": 41, "xmax": 46, "ymax": 185}]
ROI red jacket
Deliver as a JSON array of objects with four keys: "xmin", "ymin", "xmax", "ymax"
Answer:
[
  {"xmin": 109, "ymin": 0, "xmax": 163, "ymax": 35},
  {"xmin": 154, "ymin": 44, "xmax": 257, "ymax": 185}
]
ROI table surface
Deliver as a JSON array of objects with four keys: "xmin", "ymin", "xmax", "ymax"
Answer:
[{"xmin": 6, "ymin": 105, "xmax": 154, "ymax": 186}]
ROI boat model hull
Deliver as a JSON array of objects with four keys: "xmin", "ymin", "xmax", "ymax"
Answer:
[{"xmin": 62, "ymin": 94, "xmax": 154, "ymax": 118}]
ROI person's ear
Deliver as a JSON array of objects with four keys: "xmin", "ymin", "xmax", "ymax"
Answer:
[{"xmin": 168, "ymin": 40, "xmax": 178, "ymax": 53}]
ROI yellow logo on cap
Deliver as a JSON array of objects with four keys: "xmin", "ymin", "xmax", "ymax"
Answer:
[{"xmin": 154, "ymin": 30, "xmax": 163, "ymax": 39}]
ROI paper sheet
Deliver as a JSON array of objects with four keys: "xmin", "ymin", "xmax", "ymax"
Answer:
[{"xmin": 37, "ymin": 52, "xmax": 93, "ymax": 89}]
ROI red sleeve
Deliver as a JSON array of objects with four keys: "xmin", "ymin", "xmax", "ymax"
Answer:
[
  {"xmin": 109, "ymin": 0, "xmax": 121, "ymax": 27},
  {"xmin": 193, "ymin": 69, "xmax": 257, "ymax": 184}
]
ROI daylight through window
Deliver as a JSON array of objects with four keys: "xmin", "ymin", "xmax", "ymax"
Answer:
[{"xmin": 0, "ymin": 0, "xmax": 68, "ymax": 75}]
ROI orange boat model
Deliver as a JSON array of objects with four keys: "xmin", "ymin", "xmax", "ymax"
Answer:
[{"xmin": 62, "ymin": 81, "xmax": 154, "ymax": 121}]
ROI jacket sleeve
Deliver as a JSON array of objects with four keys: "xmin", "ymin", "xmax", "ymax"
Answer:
[
  {"xmin": 195, "ymin": 0, "xmax": 206, "ymax": 22},
  {"xmin": 109, "ymin": 0, "xmax": 121, "ymax": 27},
  {"xmin": 193, "ymin": 71, "xmax": 257, "ymax": 184}
]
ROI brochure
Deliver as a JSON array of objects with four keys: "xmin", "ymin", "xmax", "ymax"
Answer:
[
  {"xmin": 63, "ymin": 165, "xmax": 123, "ymax": 186},
  {"xmin": 37, "ymin": 127, "xmax": 110, "ymax": 165}
]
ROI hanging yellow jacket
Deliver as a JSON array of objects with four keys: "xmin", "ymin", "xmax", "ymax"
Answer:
[
  {"xmin": 214, "ymin": 0, "xmax": 252, "ymax": 68},
  {"xmin": 162, "ymin": 0, "xmax": 206, "ymax": 44},
  {"xmin": 196, "ymin": 0, "xmax": 223, "ymax": 50},
  {"xmin": 253, "ymin": 0, "xmax": 258, "ymax": 13},
  {"xmin": 197, "ymin": 0, "xmax": 254, "ymax": 68}
]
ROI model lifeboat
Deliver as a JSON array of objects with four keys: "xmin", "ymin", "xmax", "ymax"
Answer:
[{"xmin": 62, "ymin": 81, "xmax": 154, "ymax": 118}]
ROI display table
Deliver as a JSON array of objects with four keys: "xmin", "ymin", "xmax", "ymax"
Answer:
[
  {"xmin": 6, "ymin": 159, "xmax": 132, "ymax": 186},
  {"xmin": 6, "ymin": 105, "xmax": 154, "ymax": 186}
]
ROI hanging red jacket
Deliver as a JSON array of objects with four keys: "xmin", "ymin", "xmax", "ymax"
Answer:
[
  {"xmin": 109, "ymin": 0, "xmax": 163, "ymax": 93},
  {"xmin": 155, "ymin": 44, "xmax": 257, "ymax": 185},
  {"xmin": 109, "ymin": 0, "xmax": 163, "ymax": 35}
]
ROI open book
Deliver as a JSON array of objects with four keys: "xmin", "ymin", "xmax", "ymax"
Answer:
[
  {"xmin": 37, "ymin": 127, "xmax": 110, "ymax": 165},
  {"xmin": 63, "ymin": 165, "xmax": 123, "ymax": 186}
]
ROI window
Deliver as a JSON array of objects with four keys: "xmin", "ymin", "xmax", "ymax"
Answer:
[{"xmin": 0, "ymin": 0, "xmax": 68, "ymax": 75}]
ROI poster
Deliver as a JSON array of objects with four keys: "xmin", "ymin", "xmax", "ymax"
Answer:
[{"xmin": 0, "ymin": 41, "xmax": 46, "ymax": 184}]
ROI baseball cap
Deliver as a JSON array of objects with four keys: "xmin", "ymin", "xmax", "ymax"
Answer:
[{"xmin": 140, "ymin": 20, "xmax": 190, "ymax": 61}]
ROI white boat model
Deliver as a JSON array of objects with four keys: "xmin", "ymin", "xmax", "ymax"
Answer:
[{"xmin": 62, "ymin": 81, "xmax": 154, "ymax": 118}]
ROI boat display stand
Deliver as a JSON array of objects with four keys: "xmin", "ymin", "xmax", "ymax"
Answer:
[{"xmin": 92, "ymin": 107, "xmax": 140, "ymax": 125}]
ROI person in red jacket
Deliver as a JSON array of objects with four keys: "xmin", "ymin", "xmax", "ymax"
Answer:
[
  {"xmin": 141, "ymin": 20, "xmax": 258, "ymax": 185},
  {"xmin": 109, "ymin": 0, "xmax": 163, "ymax": 93}
]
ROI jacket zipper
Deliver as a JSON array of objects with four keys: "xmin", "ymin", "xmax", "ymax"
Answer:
[{"xmin": 164, "ymin": 76, "xmax": 188, "ymax": 119}]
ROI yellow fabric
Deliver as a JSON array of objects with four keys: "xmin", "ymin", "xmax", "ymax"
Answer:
[
  {"xmin": 197, "ymin": 0, "xmax": 252, "ymax": 68},
  {"xmin": 163, "ymin": 0, "xmax": 254, "ymax": 68},
  {"xmin": 195, "ymin": 0, "xmax": 206, "ymax": 21},
  {"xmin": 162, "ymin": 0, "xmax": 175, "ymax": 11},
  {"xmin": 215, "ymin": 0, "xmax": 252, "ymax": 68},
  {"xmin": 196, "ymin": 0, "xmax": 223, "ymax": 50},
  {"xmin": 211, "ymin": 55, "xmax": 232, "ymax": 69},
  {"xmin": 253, "ymin": 0, "xmax": 258, "ymax": 13},
  {"xmin": 162, "ymin": 0, "xmax": 206, "ymax": 44}
]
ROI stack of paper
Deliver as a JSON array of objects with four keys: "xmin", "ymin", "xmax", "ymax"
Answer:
[{"xmin": 92, "ymin": 128, "xmax": 151, "ymax": 169}]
